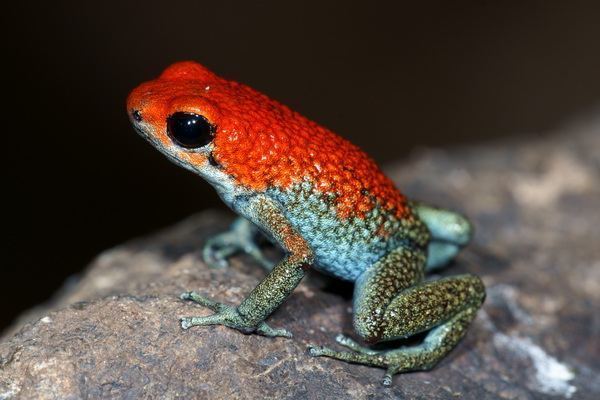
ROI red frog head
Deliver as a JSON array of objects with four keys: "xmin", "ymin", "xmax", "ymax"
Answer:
[{"xmin": 127, "ymin": 61, "xmax": 407, "ymax": 219}]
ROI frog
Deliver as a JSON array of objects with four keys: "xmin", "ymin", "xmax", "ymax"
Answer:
[{"xmin": 127, "ymin": 61, "xmax": 485, "ymax": 386}]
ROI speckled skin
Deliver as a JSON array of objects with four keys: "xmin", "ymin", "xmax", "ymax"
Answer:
[
  {"xmin": 127, "ymin": 61, "xmax": 486, "ymax": 386},
  {"xmin": 268, "ymin": 182, "xmax": 428, "ymax": 281}
]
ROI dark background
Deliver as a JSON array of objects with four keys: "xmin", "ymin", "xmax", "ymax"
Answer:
[{"xmin": 3, "ymin": 1, "xmax": 600, "ymax": 331}]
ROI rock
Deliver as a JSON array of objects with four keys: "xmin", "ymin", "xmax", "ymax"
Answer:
[{"xmin": 1, "ymin": 117, "xmax": 599, "ymax": 400}]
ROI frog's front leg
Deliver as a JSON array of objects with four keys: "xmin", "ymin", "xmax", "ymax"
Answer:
[
  {"xmin": 308, "ymin": 246, "xmax": 485, "ymax": 385},
  {"xmin": 203, "ymin": 216, "xmax": 275, "ymax": 270},
  {"xmin": 181, "ymin": 195, "xmax": 313, "ymax": 338}
]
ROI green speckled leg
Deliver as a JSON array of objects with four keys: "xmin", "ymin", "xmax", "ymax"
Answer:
[
  {"xmin": 412, "ymin": 202, "xmax": 473, "ymax": 271},
  {"xmin": 310, "ymin": 305, "xmax": 479, "ymax": 386},
  {"xmin": 308, "ymin": 246, "xmax": 485, "ymax": 386},
  {"xmin": 203, "ymin": 217, "xmax": 275, "ymax": 270},
  {"xmin": 181, "ymin": 196, "xmax": 312, "ymax": 338}
]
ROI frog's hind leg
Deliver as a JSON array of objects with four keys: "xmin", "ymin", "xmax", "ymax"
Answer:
[
  {"xmin": 308, "ymin": 246, "xmax": 485, "ymax": 386},
  {"xmin": 202, "ymin": 217, "xmax": 275, "ymax": 270},
  {"xmin": 412, "ymin": 202, "xmax": 473, "ymax": 271}
]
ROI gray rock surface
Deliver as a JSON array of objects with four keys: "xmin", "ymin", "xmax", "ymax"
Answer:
[{"xmin": 1, "ymin": 118, "xmax": 599, "ymax": 399}]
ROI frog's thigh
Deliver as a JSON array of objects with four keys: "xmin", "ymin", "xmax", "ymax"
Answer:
[
  {"xmin": 317, "ymin": 246, "xmax": 485, "ymax": 380},
  {"xmin": 375, "ymin": 273, "xmax": 485, "ymax": 343},
  {"xmin": 426, "ymin": 242, "xmax": 461, "ymax": 271},
  {"xmin": 355, "ymin": 247, "xmax": 485, "ymax": 348},
  {"xmin": 352, "ymin": 246, "xmax": 425, "ymax": 342},
  {"xmin": 412, "ymin": 202, "xmax": 473, "ymax": 271}
]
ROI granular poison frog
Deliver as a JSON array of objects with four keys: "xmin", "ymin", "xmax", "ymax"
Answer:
[{"xmin": 127, "ymin": 62, "xmax": 485, "ymax": 386}]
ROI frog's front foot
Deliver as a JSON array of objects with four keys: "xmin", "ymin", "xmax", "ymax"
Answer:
[
  {"xmin": 202, "ymin": 218, "xmax": 274, "ymax": 270},
  {"xmin": 179, "ymin": 291, "xmax": 292, "ymax": 338}
]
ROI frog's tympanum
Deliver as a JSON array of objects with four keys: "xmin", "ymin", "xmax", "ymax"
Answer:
[{"xmin": 127, "ymin": 61, "xmax": 485, "ymax": 386}]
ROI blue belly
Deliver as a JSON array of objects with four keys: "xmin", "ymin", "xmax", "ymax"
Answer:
[{"xmin": 267, "ymin": 185, "xmax": 406, "ymax": 281}]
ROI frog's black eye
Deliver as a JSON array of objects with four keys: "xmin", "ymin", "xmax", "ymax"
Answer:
[{"xmin": 166, "ymin": 112, "xmax": 215, "ymax": 149}]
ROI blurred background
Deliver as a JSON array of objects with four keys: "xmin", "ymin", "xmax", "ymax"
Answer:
[{"xmin": 3, "ymin": 1, "xmax": 600, "ymax": 330}]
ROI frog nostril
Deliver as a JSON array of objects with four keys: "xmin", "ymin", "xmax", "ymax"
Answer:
[{"xmin": 132, "ymin": 110, "xmax": 143, "ymax": 122}]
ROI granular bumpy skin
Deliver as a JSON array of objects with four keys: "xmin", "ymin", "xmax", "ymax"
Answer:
[
  {"xmin": 127, "ymin": 61, "xmax": 486, "ymax": 386},
  {"xmin": 128, "ymin": 61, "xmax": 408, "ymax": 220},
  {"xmin": 267, "ymin": 182, "xmax": 429, "ymax": 281}
]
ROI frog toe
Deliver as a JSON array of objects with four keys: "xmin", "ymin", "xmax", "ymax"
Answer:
[
  {"xmin": 202, "ymin": 230, "xmax": 276, "ymax": 270},
  {"xmin": 180, "ymin": 291, "xmax": 226, "ymax": 312},
  {"xmin": 256, "ymin": 322, "xmax": 293, "ymax": 338},
  {"xmin": 307, "ymin": 344, "xmax": 329, "ymax": 357},
  {"xmin": 202, "ymin": 239, "xmax": 234, "ymax": 269},
  {"xmin": 382, "ymin": 371, "xmax": 394, "ymax": 387},
  {"xmin": 335, "ymin": 334, "xmax": 381, "ymax": 355},
  {"xmin": 307, "ymin": 344, "xmax": 388, "ymax": 367}
]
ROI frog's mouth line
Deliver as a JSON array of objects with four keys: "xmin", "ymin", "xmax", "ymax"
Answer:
[{"xmin": 132, "ymin": 124, "xmax": 183, "ymax": 166}]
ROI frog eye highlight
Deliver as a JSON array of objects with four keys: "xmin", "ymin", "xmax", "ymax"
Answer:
[{"xmin": 166, "ymin": 112, "xmax": 215, "ymax": 149}]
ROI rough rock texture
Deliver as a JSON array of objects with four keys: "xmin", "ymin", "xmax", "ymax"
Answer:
[{"xmin": 2, "ymin": 118, "xmax": 599, "ymax": 399}]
